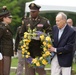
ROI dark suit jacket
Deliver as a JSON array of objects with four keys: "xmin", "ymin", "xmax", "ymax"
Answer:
[
  {"xmin": 72, "ymin": 27, "xmax": 76, "ymax": 52},
  {"xmin": 52, "ymin": 25, "xmax": 75, "ymax": 67}
]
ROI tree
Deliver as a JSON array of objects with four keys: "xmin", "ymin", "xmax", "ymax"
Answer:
[
  {"xmin": 0, "ymin": 0, "xmax": 33, "ymax": 37},
  {"xmin": 0, "ymin": 0, "xmax": 76, "ymax": 36}
]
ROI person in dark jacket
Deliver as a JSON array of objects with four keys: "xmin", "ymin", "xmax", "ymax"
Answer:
[
  {"xmin": 0, "ymin": 6, "xmax": 13, "ymax": 75},
  {"xmin": 48, "ymin": 12, "xmax": 75, "ymax": 75},
  {"xmin": 15, "ymin": 18, "xmax": 26, "ymax": 75},
  {"xmin": 20, "ymin": 3, "xmax": 52, "ymax": 75}
]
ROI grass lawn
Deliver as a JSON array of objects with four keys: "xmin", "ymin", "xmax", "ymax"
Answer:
[
  {"xmin": 10, "ymin": 57, "xmax": 76, "ymax": 75},
  {"xmin": 72, "ymin": 63, "xmax": 76, "ymax": 73},
  {"xmin": 11, "ymin": 57, "xmax": 18, "ymax": 67}
]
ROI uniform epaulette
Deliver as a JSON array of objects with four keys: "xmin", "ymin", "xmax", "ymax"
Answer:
[
  {"xmin": 42, "ymin": 17, "xmax": 48, "ymax": 20},
  {"xmin": 17, "ymin": 26, "xmax": 21, "ymax": 31},
  {"xmin": 24, "ymin": 17, "xmax": 29, "ymax": 20},
  {"xmin": 0, "ymin": 22, "xmax": 5, "ymax": 27},
  {"xmin": 18, "ymin": 26, "xmax": 21, "ymax": 29},
  {"xmin": 0, "ymin": 22, "xmax": 7, "ymax": 31}
]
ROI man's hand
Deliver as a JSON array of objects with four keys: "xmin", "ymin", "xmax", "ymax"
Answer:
[{"xmin": 48, "ymin": 46, "xmax": 56, "ymax": 52}]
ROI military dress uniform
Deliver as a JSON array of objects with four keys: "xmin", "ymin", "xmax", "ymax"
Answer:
[
  {"xmin": 20, "ymin": 3, "xmax": 52, "ymax": 75},
  {"xmin": 15, "ymin": 25, "xmax": 25, "ymax": 75},
  {"xmin": 0, "ymin": 6, "xmax": 13, "ymax": 75},
  {"xmin": 0, "ymin": 22, "xmax": 13, "ymax": 75}
]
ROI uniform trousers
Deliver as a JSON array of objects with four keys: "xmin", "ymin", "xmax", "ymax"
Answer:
[
  {"xmin": 16, "ymin": 50, "xmax": 25, "ymax": 75},
  {"xmin": 51, "ymin": 55, "xmax": 71, "ymax": 75},
  {"xmin": 25, "ymin": 60, "xmax": 46, "ymax": 75},
  {"xmin": 3, "ymin": 56, "xmax": 11, "ymax": 75}
]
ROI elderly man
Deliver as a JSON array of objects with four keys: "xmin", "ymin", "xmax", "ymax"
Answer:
[{"xmin": 49, "ymin": 12, "xmax": 75, "ymax": 75}]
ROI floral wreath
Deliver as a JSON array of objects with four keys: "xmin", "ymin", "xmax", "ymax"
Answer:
[{"xmin": 20, "ymin": 26, "xmax": 52, "ymax": 68}]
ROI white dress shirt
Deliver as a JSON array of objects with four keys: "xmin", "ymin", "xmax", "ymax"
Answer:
[{"xmin": 58, "ymin": 25, "xmax": 67, "ymax": 40}]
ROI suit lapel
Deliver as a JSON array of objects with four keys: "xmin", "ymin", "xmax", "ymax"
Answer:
[
  {"xmin": 34, "ymin": 16, "xmax": 41, "ymax": 27},
  {"xmin": 29, "ymin": 18, "xmax": 33, "ymax": 29},
  {"xmin": 0, "ymin": 22, "xmax": 13, "ymax": 34},
  {"xmin": 54, "ymin": 26, "xmax": 59, "ymax": 46}
]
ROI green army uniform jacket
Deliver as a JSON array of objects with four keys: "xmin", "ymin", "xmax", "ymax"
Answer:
[
  {"xmin": 20, "ymin": 16, "xmax": 52, "ymax": 58},
  {"xmin": 15, "ymin": 26, "xmax": 21, "ymax": 52},
  {"xmin": 0, "ymin": 22, "xmax": 13, "ymax": 56},
  {"xmin": 21, "ymin": 16, "xmax": 52, "ymax": 35}
]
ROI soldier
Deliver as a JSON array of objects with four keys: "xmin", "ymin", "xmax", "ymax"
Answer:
[
  {"xmin": 15, "ymin": 17, "xmax": 25, "ymax": 75},
  {"xmin": 0, "ymin": 6, "xmax": 14, "ymax": 75},
  {"xmin": 20, "ymin": 3, "xmax": 52, "ymax": 75}
]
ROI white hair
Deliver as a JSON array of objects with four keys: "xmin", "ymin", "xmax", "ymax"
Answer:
[{"xmin": 56, "ymin": 12, "xmax": 67, "ymax": 20}]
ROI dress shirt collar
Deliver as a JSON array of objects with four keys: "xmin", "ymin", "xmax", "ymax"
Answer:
[{"xmin": 58, "ymin": 24, "xmax": 67, "ymax": 31}]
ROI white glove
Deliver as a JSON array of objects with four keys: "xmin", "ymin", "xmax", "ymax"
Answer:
[{"xmin": 0, "ymin": 53, "xmax": 3, "ymax": 60}]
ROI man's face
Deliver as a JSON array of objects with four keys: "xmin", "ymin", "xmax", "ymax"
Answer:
[
  {"xmin": 67, "ymin": 19, "xmax": 73, "ymax": 27},
  {"xmin": 56, "ymin": 14, "xmax": 66, "ymax": 29},
  {"xmin": 30, "ymin": 10, "xmax": 39, "ymax": 18}
]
